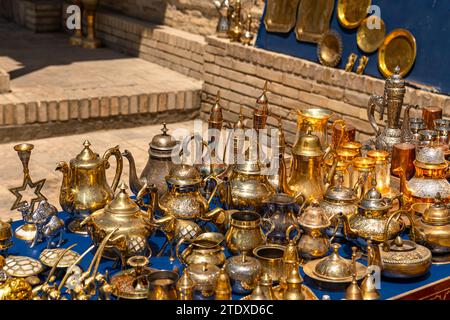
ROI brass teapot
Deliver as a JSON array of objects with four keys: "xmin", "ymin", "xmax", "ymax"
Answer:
[
  {"xmin": 287, "ymin": 129, "xmax": 335, "ymax": 203},
  {"xmin": 414, "ymin": 193, "xmax": 450, "ymax": 261},
  {"xmin": 123, "ymin": 123, "xmax": 180, "ymax": 197},
  {"xmin": 394, "ymin": 147, "xmax": 450, "ymax": 204},
  {"xmin": 158, "ymin": 164, "xmax": 219, "ymax": 220},
  {"xmin": 176, "ymin": 232, "xmax": 226, "ymax": 267},
  {"xmin": 56, "ymin": 140, "xmax": 123, "ymax": 218},
  {"xmin": 341, "ymin": 179, "xmax": 404, "ymax": 243},
  {"xmin": 80, "ymin": 183, "xmax": 154, "ymax": 267}
]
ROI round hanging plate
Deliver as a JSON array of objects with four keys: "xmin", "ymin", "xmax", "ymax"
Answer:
[
  {"xmin": 337, "ymin": 0, "xmax": 372, "ymax": 29},
  {"xmin": 378, "ymin": 29, "xmax": 417, "ymax": 78},
  {"xmin": 357, "ymin": 16, "xmax": 386, "ymax": 53},
  {"xmin": 317, "ymin": 30, "xmax": 343, "ymax": 67}
]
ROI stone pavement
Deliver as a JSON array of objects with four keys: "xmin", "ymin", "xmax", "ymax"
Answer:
[{"xmin": 0, "ymin": 120, "xmax": 203, "ymax": 221}]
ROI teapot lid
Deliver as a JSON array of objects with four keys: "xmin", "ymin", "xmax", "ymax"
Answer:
[
  {"xmin": 422, "ymin": 193, "xmax": 450, "ymax": 225},
  {"xmin": 386, "ymin": 66, "xmax": 405, "ymax": 89},
  {"xmin": 384, "ymin": 236, "xmax": 416, "ymax": 252},
  {"xmin": 416, "ymin": 147, "xmax": 446, "ymax": 165},
  {"xmin": 225, "ymin": 253, "xmax": 261, "ymax": 278},
  {"xmin": 149, "ymin": 123, "xmax": 179, "ymax": 152},
  {"xmin": 72, "ymin": 140, "xmax": 101, "ymax": 167},
  {"xmin": 297, "ymin": 201, "xmax": 330, "ymax": 229},
  {"xmin": 235, "ymin": 160, "xmax": 262, "ymax": 175},
  {"xmin": 292, "ymin": 130, "xmax": 324, "ymax": 158},
  {"xmin": 359, "ymin": 179, "xmax": 391, "ymax": 212},
  {"xmin": 324, "ymin": 175, "xmax": 357, "ymax": 202},
  {"xmin": 188, "ymin": 262, "xmax": 220, "ymax": 279},
  {"xmin": 104, "ymin": 183, "xmax": 141, "ymax": 216},
  {"xmin": 256, "ymin": 81, "xmax": 269, "ymax": 106},
  {"xmin": 314, "ymin": 244, "xmax": 352, "ymax": 280},
  {"xmin": 166, "ymin": 164, "xmax": 202, "ymax": 185},
  {"xmin": 176, "ymin": 269, "xmax": 195, "ymax": 291}
]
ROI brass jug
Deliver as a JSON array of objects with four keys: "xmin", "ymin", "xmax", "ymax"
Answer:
[
  {"xmin": 287, "ymin": 129, "xmax": 334, "ymax": 203},
  {"xmin": 56, "ymin": 140, "xmax": 123, "ymax": 218},
  {"xmin": 294, "ymin": 108, "xmax": 334, "ymax": 150},
  {"xmin": 123, "ymin": 123, "xmax": 180, "ymax": 197}
]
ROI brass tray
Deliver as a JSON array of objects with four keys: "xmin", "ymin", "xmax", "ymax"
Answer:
[
  {"xmin": 357, "ymin": 16, "xmax": 386, "ymax": 53},
  {"xmin": 264, "ymin": 0, "xmax": 300, "ymax": 33},
  {"xmin": 378, "ymin": 29, "xmax": 417, "ymax": 78},
  {"xmin": 303, "ymin": 259, "xmax": 366, "ymax": 284},
  {"xmin": 295, "ymin": 0, "xmax": 335, "ymax": 43},
  {"xmin": 317, "ymin": 30, "xmax": 343, "ymax": 67},
  {"xmin": 240, "ymin": 284, "xmax": 319, "ymax": 300},
  {"xmin": 337, "ymin": 0, "xmax": 372, "ymax": 29}
]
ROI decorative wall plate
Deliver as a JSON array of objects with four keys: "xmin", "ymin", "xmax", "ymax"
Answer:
[
  {"xmin": 264, "ymin": 0, "xmax": 300, "ymax": 33},
  {"xmin": 378, "ymin": 29, "xmax": 417, "ymax": 78},
  {"xmin": 357, "ymin": 16, "xmax": 386, "ymax": 53},
  {"xmin": 337, "ymin": 0, "xmax": 372, "ymax": 29},
  {"xmin": 295, "ymin": 0, "xmax": 335, "ymax": 43},
  {"xmin": 39, "ymin": 248, "xmax": 80, "ymax": 268},
  {"xmin": 317, "ymin": 30, "xmax": 343, "ymax": 67},
  {"xmin": 3, "ymin": 256, "xmax": 43, "ymax": 278}
]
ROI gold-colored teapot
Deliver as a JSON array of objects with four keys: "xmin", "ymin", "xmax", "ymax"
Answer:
[
  {"xmin": 158, "ymin": 164, "xmax": 219, "ymax": 220},
  {"xmin": 176, "ymin": 232, "xmax": 226, "ymax": 267},
  {"xmin": 80, "ymin": 183, "xmax": 154, "ymax": 267},
  {"xmin": 414, "ymin": 193, "xmax": 450, "ymax": 261},
  {"xmin": 341, "ymin": 179, "xmax": 404, "ymax": 243},
  {"xmin": 56, "ymin": 140, "xmax": 123, "ymax": 218},
  {"xmin": 394, "ymin": 147, "xmax": 450, "ymax": 204}
]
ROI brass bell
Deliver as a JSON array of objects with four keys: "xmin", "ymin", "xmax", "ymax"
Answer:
[
  {"xmin": 344, "ymin": 247, "xmax": 362, "ymax": 300},
  {"xmin": 176, "ymin": 269, "xmax": 195, "ymax": 300},
  {"xmin": 215, "ymin": 268, "xmax": 232, "ymax": 300},
  {"xmin": 250, "ymin": 273, "xmax": 275, "ymax": 300},
  {"xmin": 360, "ymin": 271, "xmax": 380, "ymax": 300},
  {"xmin": 282, "ymin": 262, "xmax": 305, "ymax": 300}
]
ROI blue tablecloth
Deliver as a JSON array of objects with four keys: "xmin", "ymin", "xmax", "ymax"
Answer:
[{"xmin": 6, "ymin": 212, "xmax": 450, "ymax": 300}]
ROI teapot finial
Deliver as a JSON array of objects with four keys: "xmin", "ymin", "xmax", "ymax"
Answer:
[
  {"xmin": 83, "ymin": 140, "xmax": 91, "ymax": 148},
  {"xmin": 161, "ymin": 123, "xmax": 168, "ymax": 135},
  {"xmin": 119, "ymin": 182, "xmax": 128, "ymax": 192},
  {"xmin": 394, "ymin": 236, "xmax": 403, "ymax": 247},
  {"xmin": 394, "ymin": 66, "xmax": 401, "ymax": 74}
]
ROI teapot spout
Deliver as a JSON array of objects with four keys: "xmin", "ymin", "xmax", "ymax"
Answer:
[{"xmin": 122, "ymin": 149, "xmax": 145, "ymax": 195}]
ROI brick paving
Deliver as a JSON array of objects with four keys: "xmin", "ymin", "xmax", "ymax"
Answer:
[{"xmin": 0, "ymin": 120, "xmax": 202, "ymax": 221}]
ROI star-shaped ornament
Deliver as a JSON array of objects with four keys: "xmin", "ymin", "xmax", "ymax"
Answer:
[{"xmin": 9, "ymin": 176, "xmax": 47, "ymax": 211}]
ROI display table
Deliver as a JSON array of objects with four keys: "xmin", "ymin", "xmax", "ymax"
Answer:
[{"xmin": 6, "ymin": 213, "xmax": 450, "ymax": 300}]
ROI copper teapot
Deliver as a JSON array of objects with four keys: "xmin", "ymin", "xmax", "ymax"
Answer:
[{"xmin": 56, "ymin": 141, "xmax": 123, "ymax": 218}]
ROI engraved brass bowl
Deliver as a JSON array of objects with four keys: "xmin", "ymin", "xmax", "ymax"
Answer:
[
  {"xmin": 378, "ymin": 29, "xmax": 417, "ymax": 78},
  {"xmin": 317, "ymin": 30, "xmax": 343, "ymax": 67}
]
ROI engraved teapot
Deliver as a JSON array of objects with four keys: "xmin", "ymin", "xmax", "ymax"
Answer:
[
  {"xmin": 80, "ymin": 183, "xmax": 155, "ymax": 267},
  {"xmin": 413, "ymin": 193, "xmax": 450, "ymax": 261},
  {"xmin": 56, "ymin": 140, "xmax": 123, "ymax": 218},
  {"xmin": 394, "ymin": 147, "xmax": 450, "ymax": 204},
  {"xmin": 341, "ymin": 179, "xmax": 404, "ymax": 243},
  {"xmin": 122, "ymin": 123, "xmax": 180, "ymax": 197},
  {"xmin": 176, "ymin": 232, "xmax": 226, "ymax": 267}
]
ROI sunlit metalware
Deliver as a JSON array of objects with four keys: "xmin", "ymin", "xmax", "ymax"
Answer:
[
  {"xmin": 228, "ymin": 0, "xmax": 243, "ymax": 42},
  {"xmin": 187, "ymin": 262, "xmax": 220, "ymax": 298},
  {"xmin": 148, "ymin": 270, "xmax": 179, "ymax": 300},
  {"xmin": 264, "ymin": 0, "xmax": 300, "ymax": 33},
  {"xmin": 224, "ymin": 252, "xmax": 261, "ymax": 295},
  {"xmin": 337, "ymin": 0, "xmax": 371, "ymax": 29},
  {"xmin": 215, "ymin": 267, "xmax": 232, "ymax": 300},
  {"xmin": 0, "ymin": 220, "xmax": 13, "ymax": 252},
  {"xmin": 357, "ymin": 16, "xmax": 386, "ymax": 53},
  {"xmin": 81, "ymin": 0, "xmax": 101, "ymax": 48},
  {"xmin": 317, "ymin": 30, "xmax": 343, "ymax": 67},
  {"xmin": 176, "ymin": 232, "xmax": 226, "ymax": 267},
  {"xmin": 423, "ymin": 106, "xmax": 443, "ymax": 130},
  {"xmin": 176, "ymin": 269, "xmax": 195, "ymax": 300},
  {"xmin": 214, "ymin": 0, "xmax": 232, "ymax": 38},
  {"xmin": 367, "ymin": 150, "xmax": 391, "ymax": 196},
  {"xmin": 356, "ymin": 55, "xmax": 369, "ymax": 75},
  {"xmin": 391, "ymin": 143, "xmax": 416, "ymax": 180},
  {"xmin": 344, "ymin": 53, "xmax": 358, "ymax": 72},
  {"xmin": 253, "ymin": 244, "xmax": 285, "ymax": 283},
  {"xmin": 295, "ymin": 0, "xmax": 335, "ymax": 43}
]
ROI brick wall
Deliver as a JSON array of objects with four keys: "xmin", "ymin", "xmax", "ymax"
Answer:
[
  {"xmin": 99, "ymin": 0, "xmax": 264, "ymax": 36},
  {"xmin": 200, "ymin": 36, "xmax": 450, "ymax": 145}
]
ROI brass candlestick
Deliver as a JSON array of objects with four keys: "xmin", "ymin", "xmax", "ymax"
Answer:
[
  {"xmin": 82, "ymin": 0, "xmax": 101, "ymax": 49},
  {"xmin": 69, "ymin": 0, "xmax": 83, "ymax": 46},
  {"xmin": 9, "ymin": 143, "xmax": 47, "ymax": 241}
]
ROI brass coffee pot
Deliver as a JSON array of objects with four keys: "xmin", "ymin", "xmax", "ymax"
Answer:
[
  {"xmin": 394, "ymin": 147, "xmax": 450, "ymax": 204},
  {"xmin": 287, "ymin": 129, "xmax": 335, "ymax": 203},
  {"xmin": 123, "ymin": 123, "xmax": 179, "ymax": 197},
  {"xmin": 414, "ymin": 193, "xmax": 450, "ymax": 261},
  {"xmin": 341, "ymin": 179, "xmax": 404, "ymax": 243},
  {"xmin": 80, "ymin": 183, "xmax": 155, "ymax": 267},
  {"xmin": 56, "ymin": 141, "xmax": 123, "ymax": 218}
]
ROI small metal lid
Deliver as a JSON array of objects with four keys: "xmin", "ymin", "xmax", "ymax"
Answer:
[
  {"xmin": 314, "ymin": 244, "xmax": 352, "ymax": 280},
  {"xmin": 176, "ymin": 269, "xmax": 195, "ymax": 291},
  {"xmin": 324, "ymin": 176, "xmax": 356, "ymax": 202},
  {"xmin": 225, "ymin": 253, "xmax": 261, "ymax": 281},
  {"xmin": 105, "ymin": 183, "xmax": 141, "ymax": 216},
  {"xmin": 256, "ymin": 81, "xmax": 269, "ymax": 106},
  {"xmin": 359, "ymin": 179, "xmax": 391, "ymax": 212},
  {"xmin": 235, "ymin": 160, "xmax": 262, "ymax": 175},
  {"xmin": 416, "ymin": 146, "xmax": 445, "ymax": 164},
  {"xmin": 385, "ymin": 236, "xmax": 416, "ymax": 252},
  {"xmin": 367, "ymin": 150, "xmax": 390, "ymax": 163},
  {"xmin": 422, "ymin": 193, "xmax": 450, "ymax": 225},
  {"xmin": 292, "ymin": 130, "xmax": 324, "ymax": 157},
  {"xmin": 166, "ymin": 164, "xmax": 202, "ymax": 186},
  {"xmin": 149, "ymin": 123, "xmax": 179, "ymax": 153},
  {"xmin": 297, "ymin": 201, "xmax": 330, "ymax": 229},
  {"xmin": 188, "ymin": 262, "xmax": 220, "ymax": 281},
  {"xmin": 71, "ymin": 140, "xmax": 101, "ymax": 168},
  {"xmin": 352, "ymin": 156, "xmax": 376, "ymax": 169},
  {"xmin": 385, "ymin": 66, "xmax": 405, "ymax": 89}
]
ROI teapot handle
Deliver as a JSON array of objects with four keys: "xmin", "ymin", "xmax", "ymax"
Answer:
[
  {"xmin": 103, "ymin": 146, "xmax": 123, "ymax": 192},
  {"xmin": 286, "ymin": 224, "xmax": 301, "ymax": 243},
  {"xmin": 368, "ymin": 95, "xmax": 385, "ymax": 136},
  {"xmin": 179, "ymin": 134, "xmax": 214, "ymax": 176},
  {"xmin": 382, "ymin": 210, "xmax": 414, "ymax": 250},
  {"xmin": 175, "ymin": 237, "xmax": 192, "ymax": 267},
  {"xmin": 261, "ymin": 217, "xmax": 275, "ymax": 239},
  {"xmin": 204, "ymin": 174, "xmax": 220, "ymax": 205}
]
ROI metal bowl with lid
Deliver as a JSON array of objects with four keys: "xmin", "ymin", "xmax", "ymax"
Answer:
[{"xmin": 225, "ymin": 253, "xmax": 261, "ymax": 295}]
